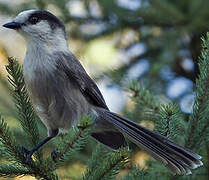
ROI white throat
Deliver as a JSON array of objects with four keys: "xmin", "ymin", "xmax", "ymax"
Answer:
[
  {"xmin": 25, "ymin": 28, "xmax": 69, "ymax": 55},
  {"xmin": 23, "ymin": 28, "xmax": 69, "ymax": 84}
]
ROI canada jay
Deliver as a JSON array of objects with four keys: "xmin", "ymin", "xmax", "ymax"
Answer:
[{"xmin": 3, "ymin": 10, "xmax": 203, "ymax": 175}]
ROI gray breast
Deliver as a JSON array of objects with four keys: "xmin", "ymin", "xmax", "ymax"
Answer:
[{"xmin": 23, "ymin": 53, "xmax": 90, "ymax": 131}]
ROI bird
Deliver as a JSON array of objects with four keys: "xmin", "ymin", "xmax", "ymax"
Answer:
[{"xmin": 3, "ymin": 9, "xmax": 203, "ymax": 175}]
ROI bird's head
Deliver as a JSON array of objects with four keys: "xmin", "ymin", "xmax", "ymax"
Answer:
[{"xmin": 3, "ymin": 10, "xmax": 67, "ymax": 49}]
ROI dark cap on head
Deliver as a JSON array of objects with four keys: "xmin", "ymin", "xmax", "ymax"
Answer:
[{"xmin": 28, "ymin": 10, "xmax": 65, "ymax": 31}]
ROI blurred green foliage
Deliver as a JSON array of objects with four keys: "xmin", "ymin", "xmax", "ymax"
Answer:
[{"xmin": 0, "ymin": 0, "xmax": 209, "ymax": 179}]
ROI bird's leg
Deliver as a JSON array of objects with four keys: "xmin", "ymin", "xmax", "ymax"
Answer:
[
  {"xmin": 51, "ymin": 149, "xmax": 58, "ymax": 162},
  {"xmin": 51, "ymin": 134, "xmax": 64, "ymax": 162},
  {"xmin": 22, "ymin": 129, "xmax": 58, "ymax": 164}
]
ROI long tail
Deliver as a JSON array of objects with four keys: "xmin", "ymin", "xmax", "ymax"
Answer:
[{"xmin": 96, "ymin": 109, "xmax": 203, "ymax": 175}]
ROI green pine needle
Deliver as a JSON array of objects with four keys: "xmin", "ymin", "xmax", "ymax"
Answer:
[
  {"xmin": 0, "ymin": 164, "xmax": 29, "ymax": 178},
  {"xmin": 82, "ymin": 144, "xmax": 109, "ymax": 180},
  {"xmin": 185, "ymin": 33, "xmax": 209, "ymax": 150},
  {"xmin": 156, "ymin": 103, "xmax": 185, "ymax": 142},
  {"xmin": 5, "ymin": 57, "xmax": 41, "ymax": 153},
  {"xmin": 0, "ymin": 114, "xmax": 22, "ymax": 164},
  {"xmin": 122, "ymin": 167, "xmax": 146, "ymax": 180},
  {"xmin": 83, "ymin": 147, "xmax": 130, "ymax": 180},
  {"xmin": 128, "ymin": 80, "xmax": 159, "ymax": 112}
]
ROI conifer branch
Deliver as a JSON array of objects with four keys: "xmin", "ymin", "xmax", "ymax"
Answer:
[
  {"xmin": 5, "ymin": 57, "xmax": 41, "ymax": 157},
  {"xmin": 156, "ymin": 103, "xmax": 185, "ymax": 141},
  {"xmin": 0, "ymin": 164, "xmax": 29, "ymax": 178},
  {"xmin": 0, "ymin": 114, "xmax": 58, "ymax": 180},
  {"xmin": 83, "ymin": 148, "xmax": 130, "ymax": 180},
  {"xmin": 0, "ymin": 114, "xmax": 22, "ymax": 163},
  {"xmin": 185, "ymin": 33, "xmax": 209, "ymax": 150},
  {"xmin": 95, "ymin": 149, "xmax": 129, "ymax": 180},
  {"xmin": 128, "ymin": 80, "xmax": 159, "ymax": 113},
  {"xmin": 122, "ymin": 167, "xmax": 146, "ymax": 180},
  {"xmin": 82, "ymin": 144, "xmax": 109, "ymax": 180}
]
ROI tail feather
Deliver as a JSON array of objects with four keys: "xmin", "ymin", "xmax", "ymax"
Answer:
[
  {"xmin": 107, "ymin": 112, "xmax": 191, "ymax": 174},
  {"xmin": 110, "ymin": 111, "xmax": 201, "ymax": 162},
  {"xmin": 107, "ymin": 112, "xmax": 199, "ymax": 168},
  {"xmin": 96, "ymin": 109, "xmax": 203, "ymax": 175}
]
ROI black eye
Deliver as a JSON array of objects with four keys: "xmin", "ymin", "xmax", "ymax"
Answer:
[{"xmin": 29, "ymin": 16, "xmax": 39, "ymax": 24}]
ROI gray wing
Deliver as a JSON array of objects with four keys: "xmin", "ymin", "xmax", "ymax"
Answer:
[
  {"xmin": 55, "ymin": 51, "xmax": 109, "ymax": 110},
  {"xmin": 55, "ymin": 51, "xmax": 127, "ymax": 150}
]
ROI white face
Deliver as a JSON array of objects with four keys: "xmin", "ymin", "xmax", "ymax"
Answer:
[
  {"xmin": 14, "ymin": 9, "xmax": 36, "ymax": 24},
  {"xmin": 13, "ymin": 10, "xmax": 53, "ymax": 39},
  {"xmin": 4, "ymin": 10, "xmax": 68, "ymax": 52}
]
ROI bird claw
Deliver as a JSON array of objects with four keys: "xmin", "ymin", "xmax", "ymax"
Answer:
[
  {"xmin": 51, "ymin": 149, "xmax": 58, "ymax": 162},
  {"xmin": 22, "ymin": 146, "xmax": 30, "ymax": 154},
  {"xmin": 21, "ymin": 146, "xmax": 33, "ymax": 164}
]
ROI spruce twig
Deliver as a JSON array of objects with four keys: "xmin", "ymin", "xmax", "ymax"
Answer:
[
  {"xmin": 122, "ymin": 167, "xmax": 146, "ymax": 180},
  {"xmin": 128, "ymin": 80, "xmax": 159, "ymax": 113},
  {"xmin": 185, "ymin": 33, "xmax": 209, "ymax": 150},
  {"xmin": 6, "ymin": 57, "xmax": 41, "ymax": 159},
  {"xmin": 82, "ymin": 144, "xmax": 109, "ymax": 180},
  {"xmin": 0, "ymin": 114, "xmax": 23, "ymax": 163},
  {"xmin": 156, "ymin": 103, "xmax": 185, "ymax": 141},
  {"xmin": 0, "ymin": 114, "xmax": 58, "ymax": 180},
  {"xmin": 0, "ymin": 164, "xmax": 29, "ymax": 178},
  {"xmin": 83, "ymin": 148, "xmax": 130, "ymax": 180},
  {"xmin": 95, "ymin": 148, "xmax": 129, "ymax": 180}
]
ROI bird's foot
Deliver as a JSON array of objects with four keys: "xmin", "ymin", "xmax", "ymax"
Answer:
[
  {"xmin": 21, "ymin": 146, "xmax": 34, "ymax": 164},
  {"xmin": 51, "ymin": 149, "xmax": 61, "ymax": 162}
]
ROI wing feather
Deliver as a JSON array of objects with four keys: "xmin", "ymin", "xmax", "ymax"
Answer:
[{"xmin": 55, "ymin": 51, "xmax": 109, "ymax": 110}]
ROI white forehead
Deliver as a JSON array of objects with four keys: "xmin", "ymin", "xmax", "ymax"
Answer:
[{"xmin": 14, "ymin": 9, "xmax": 37, "ymax": 23}]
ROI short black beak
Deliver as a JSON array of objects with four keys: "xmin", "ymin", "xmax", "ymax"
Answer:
[{"xmin": 3, "ymin": 22, "xmax": 21, "ymax": 29}]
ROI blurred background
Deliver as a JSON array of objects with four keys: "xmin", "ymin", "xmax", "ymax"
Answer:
[{"xmin": 0, "ymin": 0, "xmax": 209, "ymax": 179}]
